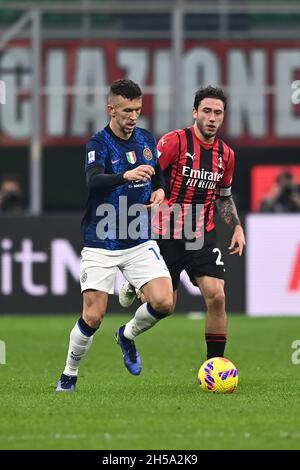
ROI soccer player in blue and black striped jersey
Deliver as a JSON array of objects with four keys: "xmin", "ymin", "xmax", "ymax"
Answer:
[{"xmin": 56, "ymin": 80, "xmax": 173, "ymax": 392}]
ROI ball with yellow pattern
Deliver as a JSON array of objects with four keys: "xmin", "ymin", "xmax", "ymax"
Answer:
[{"xmin": 197, "ymin": 357, "xmax": 238, "ymax": 393}]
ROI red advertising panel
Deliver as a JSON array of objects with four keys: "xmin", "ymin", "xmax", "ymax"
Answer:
[{"xmin": 1, "ymin": 39, "xmax": 300, "ymax": 146}]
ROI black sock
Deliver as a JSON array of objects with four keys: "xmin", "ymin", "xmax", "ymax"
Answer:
[
  {"xmin": 205, "ymin": 333, "xmax": 227, "ymax": 359},
  {"xmin": 78, "ymin": 316, "xmax": 99, "ymax": 337}
]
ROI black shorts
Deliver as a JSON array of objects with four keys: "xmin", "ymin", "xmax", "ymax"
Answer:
[{"xmin": 157, "ymin": 230, "xmax": 225, "ymax": 290}]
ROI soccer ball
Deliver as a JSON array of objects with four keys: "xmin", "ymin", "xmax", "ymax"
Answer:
[{"xmin": 197, "ymin": 357, "xmax": 238, "ymax": 393}]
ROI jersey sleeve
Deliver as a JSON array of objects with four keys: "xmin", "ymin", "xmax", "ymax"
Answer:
[
  {"xmin": 216, "ymin": 148, "xmax": 235, "ymax": 197},
  {"xmin": 85, "ymin": 137, "xmax": 108, "ymax": 171},
  {"xmin": 157, "ymin": 131, "xmax": 180, "ymax": 171},
  {"xmin": 86, "ymin": 166, "xmax": 125, "ymax": 191},
  {"xmin": 152, "ymin": 160, "xmax": 165, "ymax": 191}
]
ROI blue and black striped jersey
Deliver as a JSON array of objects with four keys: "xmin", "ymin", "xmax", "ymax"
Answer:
[{"xmin": 81, "ymin": 125, "xmax": 158, "ymax": 250}]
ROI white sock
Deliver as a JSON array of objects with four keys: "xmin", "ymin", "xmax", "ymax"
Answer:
[
  {"xmin": 124, "ymin": 303, "xmax": 165, "ymax": 340},
  {"xmin": 63, "ymin": 322, "xmax": 94, "ymax": 377}
]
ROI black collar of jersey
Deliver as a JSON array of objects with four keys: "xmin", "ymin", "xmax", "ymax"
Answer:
[{"xmin": 105, "ymin": 124, "xmax": 136, "ymax": 143}]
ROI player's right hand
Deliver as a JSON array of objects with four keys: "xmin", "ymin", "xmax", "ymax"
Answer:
[
  {"xmin": 123, "ymin": 165, "xmax": 155, "ymax": 182},
  {"xmin": 228, "ymin": 225, "xmax": 246, "ymax": 256}
]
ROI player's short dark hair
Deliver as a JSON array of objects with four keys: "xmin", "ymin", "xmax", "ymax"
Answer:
[
  {"xmin": 193, "ymin": 86, "xmax": 227, "ymax": 111},
  {"xmin": 110, "ymin": 79, "xmax": 142, "ymax": 100}
]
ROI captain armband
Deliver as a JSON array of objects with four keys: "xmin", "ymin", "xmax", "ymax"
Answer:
[{"xmin": 215, "ymin": 186, "xmax": 232, "ymax": 198}]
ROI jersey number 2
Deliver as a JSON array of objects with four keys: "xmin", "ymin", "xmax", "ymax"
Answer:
[{"xmin": 213, "ymin": 248, "xmax": 224, "ymax": 265}]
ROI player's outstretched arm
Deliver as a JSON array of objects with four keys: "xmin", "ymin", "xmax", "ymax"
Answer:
[{"xmin": 216, "ymin": 196, "xmax": 246, "ymax": 256}]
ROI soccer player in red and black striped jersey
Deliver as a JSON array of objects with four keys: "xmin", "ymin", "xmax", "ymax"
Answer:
[{"xmin": 119, "ymin": 85, "xmax": 245, "ymax": 361}]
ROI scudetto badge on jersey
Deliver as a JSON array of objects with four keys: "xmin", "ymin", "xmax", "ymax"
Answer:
[
  {"xmin": 126, "ymin": 151, "xmax": 137, "ymax": 164},
  {"xmin": 143, "ymin": 147, "xmax": 153, "ymax": 161}
]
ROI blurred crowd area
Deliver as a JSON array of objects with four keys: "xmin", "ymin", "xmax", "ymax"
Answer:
[{"xmin": 258, "ymin": 171, "xmax": 300, "ymax": 213}]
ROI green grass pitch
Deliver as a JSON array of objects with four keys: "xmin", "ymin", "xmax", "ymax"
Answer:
[{"xmin": 0, "ymin": 314, "xmax": 300, "ymax": 450}]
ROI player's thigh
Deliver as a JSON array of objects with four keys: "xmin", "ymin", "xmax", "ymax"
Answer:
[
  {"xmin": 185, "ymin": 232, "xmax": 225, "ymax": 288},
  {"xmin": 157, "ymin": 238, "xmax": 187, "ymax": 291},
  {"xmin": 80, "ymin": 247, "xmax": 118, "ymax": 295},
  {"xmin": 121, "ymin": 241, "xmax": 171, "ymax": 291}
]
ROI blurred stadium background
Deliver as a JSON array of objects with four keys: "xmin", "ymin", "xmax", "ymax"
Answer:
[{"xmin": 0, "ymin": 0, "xmax": 299, "ymax": 316}]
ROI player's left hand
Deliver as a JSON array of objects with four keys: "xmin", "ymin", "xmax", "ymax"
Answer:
[
  {"xmin": 145, "ymin": 188, "xmax": 165, "ymax": 209},
  {"xmin": 228, "ymin": 225, "xmax": 246, "ymax": 256}
]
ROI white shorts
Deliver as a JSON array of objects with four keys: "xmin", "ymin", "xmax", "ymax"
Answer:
[{"xmin": 80, "ymin": 240, "xmax": 171, "ymax": 294}]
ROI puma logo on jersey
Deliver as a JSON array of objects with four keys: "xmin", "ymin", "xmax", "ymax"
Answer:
[{"xmin": 186, "ymin": 152, "xmax": 195, "ymax": 160}]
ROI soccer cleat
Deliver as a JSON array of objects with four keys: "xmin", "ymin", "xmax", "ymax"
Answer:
[
  {"xmin": 119, "ymin": 281, "xmax": 137, "ymax": 307},
  {"xmin": 56, "ymin": 373, "xmax": 77, "ymax": 392},
  {"xmin": 115, "ymin": 325, "xmax": 142, "ymax": 375}
]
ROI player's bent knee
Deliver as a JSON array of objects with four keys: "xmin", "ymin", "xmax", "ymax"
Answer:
[
  {"xmin": 151, "ymin": 295, "xmax": 174, "ymax": 315},
  {"xmin": 207, "ymin": 291, "xmax": 226, "ymax": 309},
  {"xmin": 206, "ymin": 292, "xmax": 225, "ymax": 311},
  {"xmin": 82, "ymin": 290, "xmax": 107, "ymax": 327},
  {"xmin": 83, "ymin": 315, "xmax": 102, "ymax": 329},
  {"xmin": 82, "ymin": 309, "xmax": 104, "ymax": 328}
]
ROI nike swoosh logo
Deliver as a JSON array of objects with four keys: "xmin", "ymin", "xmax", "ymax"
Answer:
[
  {"xmin": 112, "ymin": 159, "xmax": 120, "ymax": 164},
  {"xmin": 186, "ymin": 152, "xmax": 195, "ymax": 160}
]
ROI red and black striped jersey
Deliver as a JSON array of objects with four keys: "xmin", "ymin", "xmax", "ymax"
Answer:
[{"xmin": 153, "ymin": 126, "xmax": 235, "ymax": 238}]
